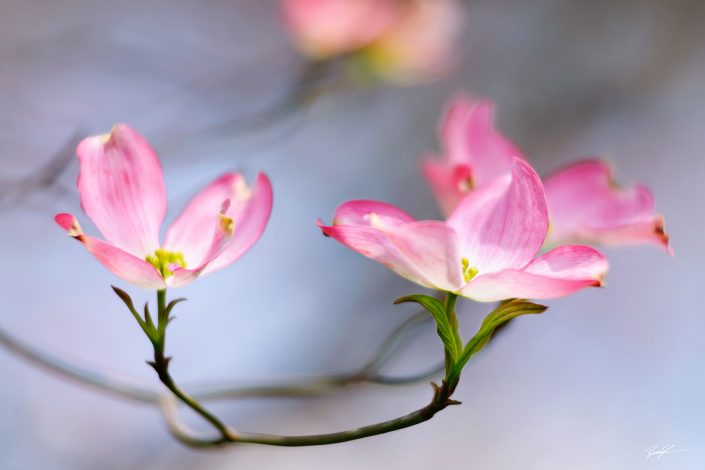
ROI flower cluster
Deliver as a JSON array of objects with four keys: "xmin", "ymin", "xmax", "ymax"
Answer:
[
  {"xmin": 317, "ymin": 94, "xmax": 671, "ymax": 301},
  {"xmin": 52, "ymin": 94, "xmax": 671, "ymax": 448},
  {"xmin": 57, "ymin": 97, "xmax": 670, "ymax": 301},
  {"xmin": 421, "ymin": 95, "xmax": 672, "ymax": 251}
]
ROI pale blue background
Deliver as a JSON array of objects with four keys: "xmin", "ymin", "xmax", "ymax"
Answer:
[{"xmin": 0, "ymin": 0, "xmax": 703, "ymax": 469}]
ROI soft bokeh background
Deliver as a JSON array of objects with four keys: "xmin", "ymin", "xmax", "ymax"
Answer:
[{"xmin": 1, "ymin": 0, "xmax": 703, "ymax": 468}]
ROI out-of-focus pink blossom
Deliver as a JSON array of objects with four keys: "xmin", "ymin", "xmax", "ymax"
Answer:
[
  {"xmin": 319, "ymin": 158, "xmax": 607, "ymax": 302},
  {"xmin": 422, "ymin": 94, "xmax": 671, "ymax": 252},
  {"xmin": 421, "ymin": 94, "xmax": 524, "ymax": 214},
  {"xmin": 282, "ymin": 0, "xmax": 462, "ymax": 83},
  {"xmin": 360, "ymin": 0, "xmax": 463, "ymax": 84},
  {"xmin": 543, "ymin": 160, "xmax": 672, "ymax": 252},
  {"xmin": 281, "ymin": 0, "xmax": 399, "ymax": 58},
  {"xmin": 55, "ymin": 125, "xmax": 273, "ymax": 289}
]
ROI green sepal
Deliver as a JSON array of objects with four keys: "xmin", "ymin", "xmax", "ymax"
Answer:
[
  {"xmin": 449, "ymin": 299, "xmax": 547, "ymax": 381},
  {"xmin": 112, "ymin": 286, "xmax": 161, "ymax": 342},
  {"xmin": 143, "ymin": 303, "xmax": 156, "ymax": 331},
  {"xmin": 163, "ymin": 298, "xmax": 187, "ymax": 320},
  {"xmin": 395, "ymin": 294, "xmax": 459, "ymax": 362}
]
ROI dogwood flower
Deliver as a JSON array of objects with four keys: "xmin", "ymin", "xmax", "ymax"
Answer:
[
  {"xmin": 360, "ymin": 0, "xmax": 462, "ymax": 84},
  {"xmin": 55, "ymin": 125, "xmax": 273, "ymax": 289},
  {"xmin": 421, "ymin": 94, "xmax": 671, "ymax": 251},
  {"xmin": 281, "ymin": 0, "xmax": 399, "ymax": 58},
  {"xmin": 282, "ymin": 0, "xmax": 461, "ymax": 83},
  {"xmin": 319, "ymin": 158, "xmax": 608, "ymax": 302}
]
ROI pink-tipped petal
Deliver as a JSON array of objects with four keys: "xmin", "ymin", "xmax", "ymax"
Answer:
[
  {"xmin": 424, "ymin": 95, "xmax": 526, "ymax": 215},
  {"xmin": 319, "ymin": 207, "xmax": 463, "ymax": 292},
  {"xmin": 282, "ymin": 0, "xmax": 399, "ymax": 58},
  {"xmin": 447, "ymin": 158, "xmax": 549, "ymax": 273},
  {"xmin": 54, "ymin": 213, "xmax": 165, "ymax": 289},
  {"xmin": 200, "ymin": 173, "xmax": 273, "ymax": 275},
  {"xmin": 165, "ymin": 172, "xmax": 247, "ymax": 266},
  {"xmin": 544, "ymin": 160, "xmax": 671, "ymax": 252},
  {"xmin": 461, "ymin": 99, "xmax": 524, "ymax": 183},
  {"xmin": 440, "ymin": 95, "xmax": 524, "ymax": 179},
  {"xmin": 420, "ymin": 157, "xmax": 472, "ymax": 217},
  {"xmin": 460, "ymin": 245, "xmax": 608, "ymax": 302},
  {"xmin": 76, "ymin": 125, "xmax": 166, "ymax": 258},
  {"xmin": 331, "ymin": 199, "xmax": 415, "ymax": 227}
]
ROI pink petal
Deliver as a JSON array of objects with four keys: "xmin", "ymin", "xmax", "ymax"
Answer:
[
  {"xmin": 460, "ymin": 245, "xmax": 608, "ymax": 302},
  {"xmin": 55, "ymin": 213, "xmax": 166, "ymax": 289},
  {"xmin": 441, "ymin": 95, "xmax": 524, "ymax": 180},
  {"xmin": 202, "ymin": 173, "xmax": 273, "ymax": 275},
  {"xmin": 330, "ymin": 199, "xmax": 415, "ymax": 227},
  {"xmin": 168, "ymin": 207, "xmax": 236, "ymax": 288},
  {"xmin": 544, "ymin": 159, "xmax": 671, "ymax": 252},
  {"xmin": 447, "ymin": 158, "xmax": 548, "ymax": 273},
  {"xmin": 420, "ymin": 156, "xmax": 472, "ymax": 217},
  {"xmin": 76, "ymin": 125, "xmax": 166, "ymax": 258},
  {"xmin": 570, "ymin": 217, "xmax": 673, "ymax": 255},
  {"xmin": 164, "ymin": 172, "xmax": 245, "ymax": 266},
  {"xmin": 282, "ymin": 0, "xmax": 399, "ymax": 58},
  {"xmin": 319, "ymin": 203, "xmax": 463, "ymax": 291}
]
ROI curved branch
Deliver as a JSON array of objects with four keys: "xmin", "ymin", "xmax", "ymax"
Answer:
[
  {"xmin": 0, "ymin": 325, "xmax": 160, "ymax": 403},
  {"xmin": 159, "ymin": 381, "xmax": 457, "ymax": 448},
  {"xmin": 0, "ymin": 309, "xmax": 440, "ymax": 404}
]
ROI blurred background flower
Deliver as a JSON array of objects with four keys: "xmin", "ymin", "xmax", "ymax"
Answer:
[
  {"xmin": 282, "ymin": 0, "xmax": 462, "ymax": 83},
  {"xmin": 0, "ymin": 0, "xmax": 703, "ymax": 469}
]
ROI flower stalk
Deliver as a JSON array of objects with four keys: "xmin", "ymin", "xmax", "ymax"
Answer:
[{"xmin": 112, "ymin": 286, "xmax": 545, "ymax": 448}]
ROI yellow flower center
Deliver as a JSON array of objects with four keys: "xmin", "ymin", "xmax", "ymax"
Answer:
[
  {"xmin": 461, "ymin": 257, "xmax": 479, "ymax": 283},
  {"xmin": 146, "ymin": 249, "xmax": 187, "ymax": 279}
]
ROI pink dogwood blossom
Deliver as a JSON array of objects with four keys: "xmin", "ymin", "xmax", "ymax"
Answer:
[
  {"xmin": 282, "ymin": 0, "xmax": 461, "ymax": 83},
  {"xmin": 421, "ymin": 94, "xmax": 671, "ymax": 251},
  {"xmin": 319, "ymin": 158, "xmax": 607, "ymax": 302},
  {"xmin": 361, "ymin": 0, "xmax": 462, "ymax": 84},
  {"xmin": 55, "ymin": 125, "xmax": 273, "ymax": 289},
  {"xmin": 281, "ymin": 0, "xmax": 399, "ymax": 58}
]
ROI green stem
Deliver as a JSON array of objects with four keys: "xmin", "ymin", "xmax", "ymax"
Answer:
[
  {"xmin": 238, "ymin": 383, "xmax": 455, "ymax": 446},
  {"xmin": 151, "ymin": 347, "xmax": 233, "ymax": 440},
  {"xmin": 154, "ymin": 289, "xmax": 167, "ymax": 353},
  {"xmin": 150, "ymin": 289, "xmax": 462, "ymax": 448},
  {"xmin": 149, "ymin": 288, "xmax": 233, "ymax": 441},
  {"xmin": 445, "ymin": 293, "xmax": 461, "ymax": 354},
  {"xmin": 443, "ymin": 293, "xmax": 462, "ymax": 388},
  {"xmin": 165, "ymin": 380, "xmax": 458, "ymax": 448}
]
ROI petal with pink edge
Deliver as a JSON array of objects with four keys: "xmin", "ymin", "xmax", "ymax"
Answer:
[
  {"xmin": 197, "ymin": 173, "xmax": 273, "ymax": 275},
  {"xmin": 76, "ymin": 125, "xmax": 166, "ymax": 258},
  {"xmin": 164, "ymin": 173, "xmax": 273, "ymax": 275},
  {"xmin": 460, "ymin": 245, "xmax": 608, "ymax": 302},
  {"xmin": 544, "ymin": 159, "xmax": 671, "ymax": 252},
  {"xmin": 567, "ymin": 216, "xmax": 672, "ymax": 255},
  {"xmin": 330, "ymin": 199, "xmax": 415, "ymax": 227},
  {"xmin": 438, "ymin": 95, "xmax": 524, "ymax": 183},
  {"xmin": 447, "ymin": 158, "xmax": 548, "ymax": 273},
  {"xmin": 319, "ymin": 212, "xmax": 463, "ymax": 292},
  {"xmin": 165, "ymin": 172, "xmax": 247, "ymax": 266},
  {"xmin": 55, "ymin": 213, "xmax": 166, "ymax": 289}
]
